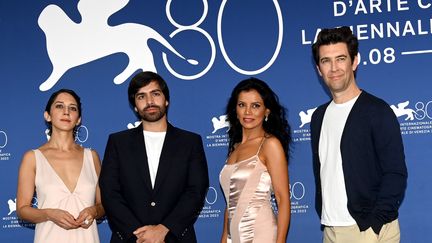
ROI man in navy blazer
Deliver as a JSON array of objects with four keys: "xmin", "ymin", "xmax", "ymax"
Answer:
[
  {"xmin": 99, "ymin": 71, "xmax": 209, "ymax": 243},
  {"xmin": 310, "ymin": 27, "xmax": 407, "ymax": 243}
]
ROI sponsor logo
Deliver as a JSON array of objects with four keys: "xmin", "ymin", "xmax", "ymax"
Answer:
[
  {"xmin": 294, "ymin": 100, "xmax": 432, "ymax": 141},
  {"xmin": 273, "ymin": 181, "xmax": 309, "ymax": 215},
  {"xmin": 5, "ymin": 197, "xmax": 38, "ymax": 216},
  {"xmin": 390, "ymin": 101, "xmax": 416, "ymax": 121},
  {"xmin": 290, "ymin": 181, "xmax": 310, "ymax": 214},
  {"xmin": 205, "ymin": 114, "xmax": 229, "ymax": 148},
  {"xmin": 0, "ymin": 131, "xmax": 11, "ymax": 161},
  {"xmin": 2, "ymin": 197, "xmax": 37, "ymax": 229},
  {"xmin": 299, "ymin": 107, "xmax": 317, "ymax": 128},
  {"xmin": 211, "ymin": 115, "xmax": 230, "ymax": 134},
  {"xmin": 199, "ymin": 186, "xmax": 222, "ymax": 219},
  {"xmin": 38, "ymin": 0, "xmax": 284, "ymax": 90},
  {"xmin": 290, "ymin": 181, "xmax": 309, "ymax": 214},
  {"xmin": 127, "ymin": 121, "xmax": 142, "ymax": 129},
  {"xmin": 0, "ymin": 131, "xmax": 7, "ymax": 149},
  {"xmin": 7, "ymin": 199, "xmax": 16, "ymax": 216},
  {"xmin": 293, "ymin": 107, "xmax": 316, "ymax": 143},
  {"xmin": 391, "ymin": 100, "xmax": 432, "ymax": 135},
  {"xmin": 38, "ymin": 0, "xmax": 196, "ymax": 91}
]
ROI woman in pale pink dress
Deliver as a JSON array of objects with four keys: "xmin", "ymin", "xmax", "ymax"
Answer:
[
  {"xmin": 220, "ymin": 78, "xmax": 291, "ymax": 243},
  {"xmin": 16, "ymin": 89, "xmax": 104, "ymax": 243}
]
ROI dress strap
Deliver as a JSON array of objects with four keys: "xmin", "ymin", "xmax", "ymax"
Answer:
[{"xmin": 256, "ymin": 137, "xmax": 266, "ymax": 156}]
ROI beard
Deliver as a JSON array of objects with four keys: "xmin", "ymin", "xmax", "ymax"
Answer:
[{"xmin": 138, "ymin": 104, "xmax": 167, "ymax": 122}]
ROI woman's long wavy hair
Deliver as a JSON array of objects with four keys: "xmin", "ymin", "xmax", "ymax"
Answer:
[{"xmin": 225, "ymin": 77, "xmax": 291, "ymax": 160}]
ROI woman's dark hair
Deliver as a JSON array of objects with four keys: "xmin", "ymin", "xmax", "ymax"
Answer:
[
  {"xmin": 45, "ymin": 89, "xmax": 82, "ymax": 137},
  {"xmin": 225, "ymin": 77, "xmax": 291, "ymax": 160},
  {"xmin": 128, "ymin": 71, "xmax": 170, "ymax": 108}
]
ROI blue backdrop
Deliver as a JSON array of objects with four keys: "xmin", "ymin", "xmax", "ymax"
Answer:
[{"xmin": 1, "ymin": 0, "xmax": 431, "ymax": 242}]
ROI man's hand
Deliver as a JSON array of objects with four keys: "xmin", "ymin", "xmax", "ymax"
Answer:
[{"xmin": 133, "ymin": 224, "xmax": 169, "ymax": 243}]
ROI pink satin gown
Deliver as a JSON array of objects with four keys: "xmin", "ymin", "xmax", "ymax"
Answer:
[
  {"xmin": 33, "ymin": 148, "xmax": 100, "ymax": 243},
  {"xmin": 220, "ymin": 139, "xmax": 277, "ymax": 243}
]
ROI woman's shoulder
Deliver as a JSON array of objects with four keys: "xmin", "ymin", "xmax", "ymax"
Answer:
[
  {"xmin": 87, "ymin": 148, "xmax": 100, "ymax": 159},
  {"xmin": 82, "ymin": 146, "xmax": 96, "ymax": 152},
  {"xmin": 85, "ymin": 148, "xmax": 101, "ymax": 168},
  {"xmin": 263, "ymin": 135, "xmax": 282, "ymax": 146},
  {"xmin": 36, "ymin": 143, "xmax": 49, "ymax": 152},
  {"xmin": 261, "ymin": 135, "xmax": 284, "ymax": 154},
  {"xmin": 20, "ymin": 149, "xmax": 37, "ymax": 169},
  {"xmin": 22, "ymin": 149, "xmax": 37, "ymax": 159}
]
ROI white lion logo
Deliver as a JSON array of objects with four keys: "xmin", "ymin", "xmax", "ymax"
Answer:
[
  {"xmin": 7, "ymin": 198, "xmax": 16, "ymax": 216},
  {"xmin": 212, "ymin": 115, "xmax": 230, "ymax": 134},
  {"xmin": 38, "ymin": 0, "xmax": 197, "ymax": 91},
  {"xmin": 390, "ymin": 101, "xmax": 416, "ymax": 121},
  {"xmin": 298, "ymin": 107, "xmax": 317, "ymax": 128},
  {"xmin": 127, "ymin": 121, "xmax": 142, "ymax": 129}
]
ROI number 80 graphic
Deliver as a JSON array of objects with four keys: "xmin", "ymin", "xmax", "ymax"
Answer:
[
  {"xmin": 0, "ymin": 131, "xmax": 7, "ymax": 149},
  {"xmin": 163, "ymin": 0, "xmax": 283, "ymax": 79}
]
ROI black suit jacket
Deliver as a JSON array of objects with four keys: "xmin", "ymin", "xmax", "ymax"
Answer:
[
  {"xmin": 310, "ymin": 91, "xmax": 407, "ymax": 234},
  {"xmin": 99, "ymin": 123, "xmax": 209, "ymax": 243}
]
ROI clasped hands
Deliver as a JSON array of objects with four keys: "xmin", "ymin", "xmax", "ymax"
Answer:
[
  {"xmin": 133, "ymin": 224, "xmax": 169, "ymax": 243},
  {"xmin": 47, "ymin": 206, "xmax": 96, "ymax": 230}
]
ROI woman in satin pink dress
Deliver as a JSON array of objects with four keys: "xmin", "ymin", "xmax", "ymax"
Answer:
[
  {"xmin": 16, "ymin": 89, "xmax": 104, "ymax": 243},
  {"xmin": 220, "ymin": 78, "xmax": 291, "ymax": 243}
]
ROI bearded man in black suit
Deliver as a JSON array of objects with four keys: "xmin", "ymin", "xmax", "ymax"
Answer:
[{"xmin": 100, "ymin": 71, "xmax": 209, "ymax": 243}]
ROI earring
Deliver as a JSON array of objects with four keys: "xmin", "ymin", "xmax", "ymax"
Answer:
[
  {"xmin": 265, "ymin": 116, "xmax": 268, "ymax": 122},
  {"xmin": 74, "ymin": 126, "xmax": 79, "ymax": 139}
]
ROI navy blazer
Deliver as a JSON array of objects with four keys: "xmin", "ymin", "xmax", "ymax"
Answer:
[
  {"xmin": 99, "ymin": 123, "xmax": 209, "ymax": 243},
  {"xmin": 310, "ymin": 91, "xmax": 408, "ymax": 234}
]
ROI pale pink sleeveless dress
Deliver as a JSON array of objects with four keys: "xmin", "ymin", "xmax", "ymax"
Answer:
[
  {"xmin": 33, "ymin": 148, "xmax": 100, "ymax": 243},
  {"xmin": 220, "ymin": 139, "xmax": 277, "ymax": 243}
]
